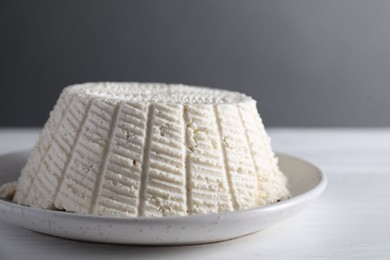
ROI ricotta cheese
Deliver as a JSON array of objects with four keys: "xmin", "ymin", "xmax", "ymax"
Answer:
[
  {"xmin": 0, "ymin": 181, "xmax": 17, "ymax": 200},
  {"xmin": 13, "ymin": 82, "xmax": 290, "ymax": 217}
]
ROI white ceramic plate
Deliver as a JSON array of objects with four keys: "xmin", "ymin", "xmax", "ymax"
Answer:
[{"xmin": 0, "ymin": 150, "xmax": 326, "ymax": 245}]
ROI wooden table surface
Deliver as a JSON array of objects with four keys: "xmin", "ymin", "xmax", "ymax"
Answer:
[{"xmin": 1, "ymin": 128, "xmax": 389, "ymax": 260}]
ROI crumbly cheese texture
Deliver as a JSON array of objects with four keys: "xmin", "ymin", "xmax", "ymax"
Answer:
[
  {"xmin": 0, "ymin": 182, "xmax": 17, "ymax": 200},
  {"xmin": 13, "ymin": 82, "xmax": 290, "ymax": 217}
]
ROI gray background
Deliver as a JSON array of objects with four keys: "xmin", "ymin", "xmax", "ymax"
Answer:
[{"xmin": 1, "ymin": 0, "xmax": 390, "ymax": 127}]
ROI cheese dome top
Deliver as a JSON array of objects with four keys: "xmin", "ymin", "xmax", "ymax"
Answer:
[{"xmin": 67, "ymin": 82, "xmax": 252, "ymax": 104}]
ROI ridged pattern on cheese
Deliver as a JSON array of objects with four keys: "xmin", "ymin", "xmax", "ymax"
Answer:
[
  {"xmin": 185, "ymin": 104, "xmax": 233, "ymax": 214},
  {"xmin": 214, "ymin": 105, "xmax": 259, "ymax": 209},
  {"xmin": 13, "ymin": 82, "xmax": 290, "ymax": 217},
  {"xmin": 93, "ymin": 102, "xmax": 148, "ymax": 216},
  {"xmin": 54, "ymin": 99, "xmax": 116, "ymax": 213},
  {"xmin": 141, "ymin": 104, "xmax": 187, "ymax": 217},
  {"xmin": 21, "ymin": 95, "xmax": 91, "ymax": 209},
  {"xmin": 14, "ymin": 91, "xmax": 72, "ymax": 205},
  {"xmin": 238, "ymin": 102, "xmax": 289, "ymax": 204}
]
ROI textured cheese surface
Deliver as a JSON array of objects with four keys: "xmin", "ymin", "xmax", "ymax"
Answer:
[
  {"xmin": 0, "ymin": 182, "xmax": 17, "ymax": 200},
  {"xmin": 13, "ymin": 82, "xmax": 290, "ymax": 217}
]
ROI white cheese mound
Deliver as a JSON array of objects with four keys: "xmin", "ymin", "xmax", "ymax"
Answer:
[{"xmin": 13, "ymin": 82, "xmax": 290, "ymax": 217}]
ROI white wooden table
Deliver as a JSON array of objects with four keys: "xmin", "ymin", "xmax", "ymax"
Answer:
[{"xmin": 1, "ymin": 128, "xmax": 389, "ymax": 260}]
